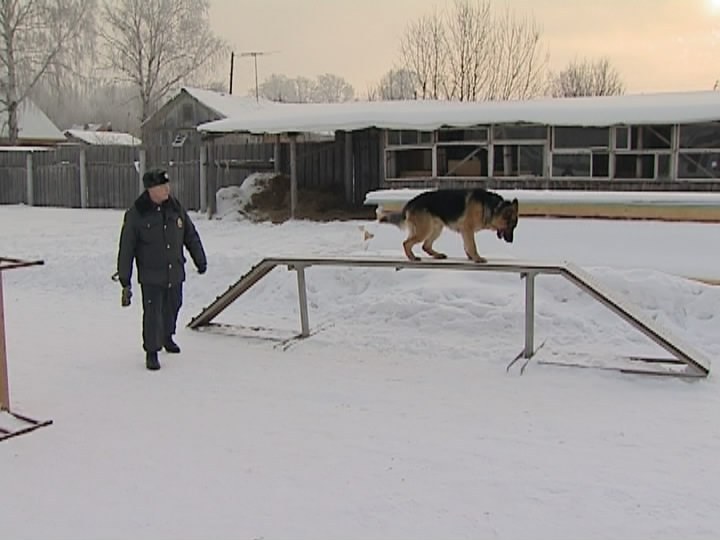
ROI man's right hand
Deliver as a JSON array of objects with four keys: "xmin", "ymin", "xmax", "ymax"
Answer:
[{"xmin": 121, "ymin": 286, "xmax": 132, "ymax": 307}]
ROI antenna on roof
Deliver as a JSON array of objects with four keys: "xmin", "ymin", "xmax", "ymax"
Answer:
[{"xmin": 238, "ymin": 50, "xmax": 279, "ymax": 102}]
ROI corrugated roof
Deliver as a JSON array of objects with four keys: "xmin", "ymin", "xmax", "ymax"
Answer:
[
  {"xmin": 197, "ymin": 90, "xmax": 720, "ymax": 134},
  {"xmin": 0, "ymin": 99, "xmax": 66, "ymax": 141}
]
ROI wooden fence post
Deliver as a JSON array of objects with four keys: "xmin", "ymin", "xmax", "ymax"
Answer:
[
  {"xmin": 79, "ymin": 148, "xmax": 88, "ymax": 208},
  {"xmin": 274, "ymin": 135, "xmax": 281, "ymax": 173},
  {"xmin": 200, "ymin": 144, "xmax": 208, "ymax": 213},
  {"xmin": 25, "ymin": 153, "xmax": 34, "ymax": 206},
  {"xmin": 344, "ymin": 132, "xmax": 353, "ymax": 204},
  {"xmin": 138, "ymin": 148, "xmax": 147, "ymax": 193},
  {"xmin": 290, "ymin": 135, "xmax": 297, "ymax": 219},
  {"xmin": 207, "ymin": 143, "xmax": 217, "ymax": 219}
]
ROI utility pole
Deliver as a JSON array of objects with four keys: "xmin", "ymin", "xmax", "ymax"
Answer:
[{"xmin": 239, "ymin": 50, "xmax": 279, "ymax": 102}]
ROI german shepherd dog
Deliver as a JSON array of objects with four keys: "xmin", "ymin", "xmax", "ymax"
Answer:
[{"xmin": 378, "ymin": 188, "xmax": 519, "ymax": 263}]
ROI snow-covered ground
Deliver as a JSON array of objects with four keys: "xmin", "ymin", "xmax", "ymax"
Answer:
[{"xmin": 1, "ymin": 203, "xmax": 720, "ymax": 539}]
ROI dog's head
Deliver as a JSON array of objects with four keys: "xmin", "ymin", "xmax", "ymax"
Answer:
[{"xmin": 494, "ymin": 198, "xmax": 519, "ymax": 243}]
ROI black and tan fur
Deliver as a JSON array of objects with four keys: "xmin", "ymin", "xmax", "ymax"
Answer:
[{"xmin": 378, "ymin": 188, "xmax": 519, "ymax": 263}]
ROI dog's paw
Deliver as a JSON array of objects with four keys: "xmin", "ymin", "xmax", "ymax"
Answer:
[
  {"xmin": 473, "ymin": 256, "xmax": 487, "ymax": 263},
  {"xmin": 433, "ymin": 253, "xmax": 447, "ymax": 259}
]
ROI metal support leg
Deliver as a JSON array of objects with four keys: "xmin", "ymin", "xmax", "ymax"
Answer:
[
  {"xmin": 524, "ymin": 271, "xmax": 536, "ymax": 359},
  {"xmin": 0, "ymin": 273, "xmax": 9, "ymax": 411},
  {"xmin": 295, "ymin": 265, "xmax": 310, "ymax": 338}
]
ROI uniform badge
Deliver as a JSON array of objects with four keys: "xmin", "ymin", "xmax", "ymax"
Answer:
[{"xmin": 177, "ymin": 217, "xmax": 183, "ymax": 228}]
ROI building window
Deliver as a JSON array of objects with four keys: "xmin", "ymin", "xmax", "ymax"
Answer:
[
  {"xmin": 657, "ymin": 154, "xmax": 671, "ymax": 180},
  {"xmin": 493, "ymin": 125, "xmax": 547, "ymax": 141},
  {"xmin": 552, "ymin": 153, "xmax": 591, "ymax": 177},
  {"xmin": 615, "ymin": 154, "xmax": 655, "ymax": 179},
  {"xmin": 493, "ymin": 144, "xmax": 544, "ymax": 176},
  {"xmin": 631, "ymin": 125, "xmax": 672, "ymax": 150},
  {"xmin": 614, "ymin": 127, "xmax": 630, "ymax": 150},
  {"xmin": 386, "ymin": 148, "xmax": 433, "ymax": 178},
  {"xmin": 437, "ymin": 145, "xmax": 488, "ymax": 177},
  {"xmin": 679, "ymin": 122, "xmax": 720, "ymax": 149},
  {"xmin": 677, "ymin": 152, "xmax": 720, "ymax": 179},
  {"xmin": 553, "ymin": 127, "xmax": 609, "ymax": 149},
  {"xmin": 387, "ymin": 130, "xmax": 432, "ymax": 146},
  {"xmin": 437, "ymin": 127, "xmax": 488, "ymax": 142}
]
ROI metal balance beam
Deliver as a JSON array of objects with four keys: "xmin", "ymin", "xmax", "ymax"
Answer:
[{"xmin": 188, "ymin": 256, "xmax": 711, "ymax": 379}]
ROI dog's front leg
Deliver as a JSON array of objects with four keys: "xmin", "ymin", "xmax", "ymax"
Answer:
[{"xmin": 462, "ymin": 229, "xmax": 486, "ymax": 263}]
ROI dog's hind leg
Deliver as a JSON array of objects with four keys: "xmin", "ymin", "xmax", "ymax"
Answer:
[
  {"xmin": 402, "ymin": 212, "xmax": 430, "ymax": 261},
  {"xmin": 422, "ymin": 219, "xmax": 447, "ymax": 259}
]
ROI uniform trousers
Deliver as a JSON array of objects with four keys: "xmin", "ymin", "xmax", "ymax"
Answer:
[{"xmin": 140, "ymin": 283, "xmax": 183, "ymax": 353}]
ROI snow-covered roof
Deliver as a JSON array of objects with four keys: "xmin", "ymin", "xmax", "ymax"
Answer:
[
  {"xmin": 181, "ymin": 86, "xmax": 277, "ymax": 118},
  {"xmin": 0, "ymin": 145, "xmax": 53, "ymax": 152},
  {"xmin": 197, "ymin": 90, "xmax": 720, "ymax": 135},
  {"xmin": 0, "ymin": 99, "xmax": 66, "ymax": 142},
  {"xmin": 64, "ymin": 129, "xmax": 141, "ymax": 146}
]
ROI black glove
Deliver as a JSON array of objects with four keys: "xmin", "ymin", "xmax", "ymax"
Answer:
[{"xmin": 121, "ymin": 286, "xmax": 132, "ymax": 307}]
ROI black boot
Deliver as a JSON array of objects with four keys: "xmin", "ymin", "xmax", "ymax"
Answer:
[
  {"xmin": 164, "ymin": 337, "xmax": 181, "ymax": 354},
  {"xmin": 146, "ymin": 351, "xmax": 161, "ymax": 370}
]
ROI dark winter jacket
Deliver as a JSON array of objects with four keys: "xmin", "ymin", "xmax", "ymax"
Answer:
[{"xmin": 116, "ymin": 192, "xmax": 207, "ymax": 287}]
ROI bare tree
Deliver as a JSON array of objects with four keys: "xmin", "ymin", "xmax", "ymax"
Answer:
[
  {"xmin": 98, "ymin": 0, "xmax": 228, "ymax": 123},
  {"xmin": 399, "ymin": 10, "xmax": 447, "ymax": 99},
  {"xmin": 486, "ymin": 5, "xmax": 547, "ymax": 100},
  {"xmin": 550, "ymin": 57, "xmax": 625, "ymax": 97},
  {"xmin": 258, "ymin": 73, "xmax": 355, "ymax": 103},
  {"xmin": 31, "ymin": 78, "xmax": 140, "ymax": 134},
  {"xmin": 374, "ymin": 68, "xmax": 417, "ymax": 100},
  {"xmin": 257, "ymin": 73, "xmax": 299, "ymax": 102},
  {"xmin": 0, "ymin": 0, "xmax": 95, "ymax": 144},
  {"xmin": 312, "ymin": 73, "xmax": 354, "ymax": 102},
  {"xmin": 444, "ymin": 0, "xmax": 493, "ymax": 101},
  {"xmin": 396, "ymin": 0, "xmax": 548, "ymax": 102}
]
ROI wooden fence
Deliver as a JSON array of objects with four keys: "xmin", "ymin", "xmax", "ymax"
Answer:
[{"xmin": 0, "ymin": 138, "xmax": 367, "ymax": 212}]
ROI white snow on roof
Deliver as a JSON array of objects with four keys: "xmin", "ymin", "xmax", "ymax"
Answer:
[
  {"xmin": 182, "ymin": 86, "xmax": 277, "ymax": 118},
  {"xmin": 197, "ymin": 90, "xmax": 720, "ymax": 135},
  {"xmin": 364, "ymin": 188, "xmax": 720, "ymax": 208},
  {"xmin": 64, "ymin": 129, "xmax": 141, "ymax": 146},
  {"xmin": 0, "ymin": 145, "xmax": 52, "ymax": 152},
  {"xmin": 0, "ymin": 99, "xmax": 66, "ymax": 141}
]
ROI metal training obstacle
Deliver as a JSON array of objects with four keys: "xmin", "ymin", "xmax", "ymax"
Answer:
[
  {"xmin": 0, "ymin": 257, "xmax": 53, "ymax": 442},
  {"xmin": 188, "ymin": 256, "xmax": 712, "ymax": 379}
]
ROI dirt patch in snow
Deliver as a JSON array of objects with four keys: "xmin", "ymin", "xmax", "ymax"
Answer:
[{"xmin": 216, "ymin": 173, "xmax": 374, "ymax": 223}]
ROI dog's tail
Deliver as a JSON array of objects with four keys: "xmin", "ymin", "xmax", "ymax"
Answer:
[{"xmin": 377, "ymin": 211, "xmax": 405, "ymax": 227}]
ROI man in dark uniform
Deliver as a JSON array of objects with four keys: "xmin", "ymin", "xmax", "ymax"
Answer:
[{"xmin": 116, "ymin": 168, "xmax": 207, "ymax": 370}]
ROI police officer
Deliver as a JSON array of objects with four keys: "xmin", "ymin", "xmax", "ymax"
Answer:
[{"xmin": 116, "ymin": 168, "xmax": 207, "ymax": 370}]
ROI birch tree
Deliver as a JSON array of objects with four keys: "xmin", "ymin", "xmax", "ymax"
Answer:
[
  {"xmin": 550, "ymin": 57, "xmax": 625, "ymax": 97},
  {"xmin": 374, "ymin": 68, "xmax": 418, "ymax": 100},
  {"xmin": 0, "ymin": 0, "xmax": 95, "ymax": 143},
  {"xmin": 399, "ymin": 11, "xmax": 447, "ymax": 99},
  {"xmin": 397, "ymin": 0, "xmax": 548, "ymax": 101},
  {"xmin": 99, "ymin": 0, "xmax": 227, "ymax": 122}
]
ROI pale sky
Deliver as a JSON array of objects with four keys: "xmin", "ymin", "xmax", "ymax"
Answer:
[{"xmin": 209, "ymin": 0, "xmax": 720, "ymax": 98}]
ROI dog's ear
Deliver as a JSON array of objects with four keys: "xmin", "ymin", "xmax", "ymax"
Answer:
[{"xmin": 511, "ymin": 198, "xmax": 518, "ymax": 212}]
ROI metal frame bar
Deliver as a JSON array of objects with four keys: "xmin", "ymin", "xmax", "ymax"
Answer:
[
  {"xmin": 0, "ymin": 272, "xmax": 8, "ymax": 412},
  {"xmin": 187, "ymin": 256, "xmax": 711, "ymax": 379},
  {"xmin": 0, "ymin": 256, "xmax": 51, "ymax": 442}
]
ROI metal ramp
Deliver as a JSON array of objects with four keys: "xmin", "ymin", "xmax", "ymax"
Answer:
[{"xmin": 188, "ymin": 256, "xmax": 711, "ymax": 379}]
